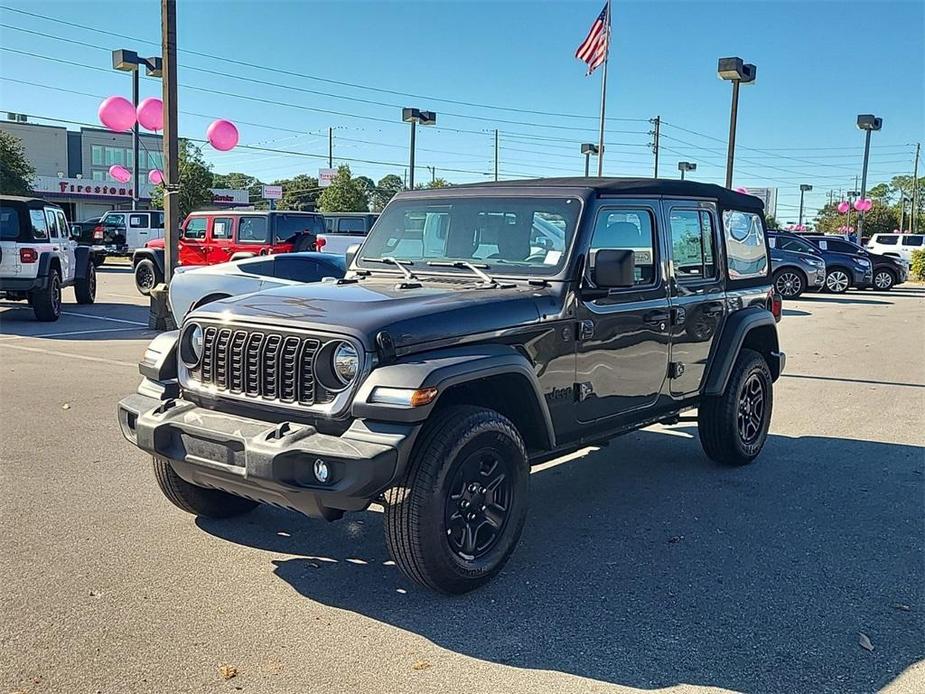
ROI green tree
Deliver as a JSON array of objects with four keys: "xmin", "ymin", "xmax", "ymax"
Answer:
[
  {"xmin": 371, "ymin": 174, "xmax": 403, "ymax": 211},
  {"xmin": 0, "ymin": 130, "xmax": 35, "ymax": 195},
  {"xmin": 317, "ymin": 165, "xmax": 368, "ymax": 212},
  {"xmin": 150, "ymin": 140, "xmax": 213, "ymax": 219},
  {"xmin": 274, "ymin": 174, "xmax": 320, "ymax": 211},
  {"xmin": 353, "ymin": 175, "xmax": 376, "ymax": 209},
  {"xmin": 860, "ymin": 200, "xmax": 900, "ymax": 237},
  {"xmin": 426, "ymin": 177, "xmax": 451, "ymax": 189}
]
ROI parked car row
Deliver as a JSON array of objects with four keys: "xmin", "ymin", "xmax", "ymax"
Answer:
[{"xmin": 768, "ymin": 230, "xmax": 909, "ymax": 297}]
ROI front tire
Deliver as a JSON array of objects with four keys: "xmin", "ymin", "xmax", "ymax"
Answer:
[
  {"xmin": 75, "ymin": 262, "xmax": 96, "ymax": 304},
  {"xmin": 384, "ymin": 405, "xmax": 529, "ymax": 594},
  {"xmin": 31, "ymin": 267, "xmax": 62, "ymax": 321},
  {"xmin": 873, "ymin": 268, "xmax": 895, "ymax": 290},
  {"xmin": 134, "ymin": 258, "xmax": 161, "ymax": 296},
  {"xmin": 824, "ymin": 268, "xmax": 851, "ymax": 294},
  {"xmin": 698, "ymin": 348, "xmax": 773, "ymax": 466},
  {"xmin": 152, "ymin": 457, "xmax": 258, "ymax": 518},
  {"xmin": 773, "ymin": 268, "xmax": 806, "ymax": 299}
]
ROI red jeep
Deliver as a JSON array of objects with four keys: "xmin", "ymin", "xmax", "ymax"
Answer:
[{"xmin": 132, "ymin": 210, "xmax": 324, "ymax": 295}]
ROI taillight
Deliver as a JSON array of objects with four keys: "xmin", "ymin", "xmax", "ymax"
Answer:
[
  {"xmin": 20, "ymin": 248, "xmax": 38, "ymax": 263},
  {"xmin": 93, "ymin": 225, "xmax": 104, "ymax": 240},
  {"xmin": 315, "ymin": 236, "xmax": 327, "ymax": 250},
  {"xmin": 769, "ymin": 289, "xmax": 782, "ymax": 322}
]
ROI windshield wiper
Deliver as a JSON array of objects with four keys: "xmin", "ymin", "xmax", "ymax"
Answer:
[
  {"xmin": 426, "ymin": 260, "xmax": 497, "ymax": 286},
  {"xmin": 364, "ymin": 256, "xmax": 422, "ymax": 287}
]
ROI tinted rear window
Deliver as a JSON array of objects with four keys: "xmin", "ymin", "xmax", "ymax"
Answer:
[
  {"xmin": 274, "ymin": 214, "xmax": 323, "ymax": 241},
  {"xmin": 901, "ymin": 235, "xmax": 923, "ymax": 247},
  {"xmin": 874, "ymin": 235, "xmax": 898, "ymax": 245},
  {"xmin": 0, "ymin": 206, "xmax": 21, "ymax": 240}
]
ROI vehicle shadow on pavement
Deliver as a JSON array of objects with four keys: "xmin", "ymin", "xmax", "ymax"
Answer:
[
  {"xmin": 198, "ymin": 428, "xmax": 924, "ymax": 692},
  {"xmin": 796, "ymin": 295, "xmax": 894, "ymax": 306},
  {"xmin": 782, "ymin": 308, "xmax": 812, "ymax": 317}
]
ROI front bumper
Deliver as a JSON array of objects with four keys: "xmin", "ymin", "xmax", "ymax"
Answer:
[
  {"xmin": 118, "ymin": 392, "xmax": 418, "ymax": 520},
  {"xmin": 808, "ymin": 267, "xmax": 826, "ymax": 287}
]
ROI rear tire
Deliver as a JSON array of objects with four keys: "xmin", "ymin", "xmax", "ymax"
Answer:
[
  {"xmin": 31, "ymin": 267, "xmax": 62, "ymax": 321},
  {"xmin": 698, "ymin": 348, "xmax": 773, "ymax": 466},
  {"xmin": 384, "ymin": 405, "xmax": 529, "ymax": 594},
  {"xmin": 75, "ymin": 262, "xmax": 96, "ymax": 304},
  {"xmin": 134, "ymin": 258, "xmax": 161, "ymax": 296},
  {"xmin": 152, "ymin": 457, "xmax": 258, "ymax": 518}
]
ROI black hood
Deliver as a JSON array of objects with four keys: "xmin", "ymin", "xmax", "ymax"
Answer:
[{"xmin": 194, "ymin": 277, "xmax": 565, "ymax": 351}]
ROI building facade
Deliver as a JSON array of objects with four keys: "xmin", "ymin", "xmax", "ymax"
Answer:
[{"xmin": 1, "ymin": 118, "xmax": 246, "ymax": 221}]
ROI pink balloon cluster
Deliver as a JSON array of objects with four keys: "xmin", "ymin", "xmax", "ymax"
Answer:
[
  {"xmin": 108, "ymin": 165, "xmax": 131, "ymax": 184},
  {"xmin": 853, "ymin": 198, "xmax": 873, "ymax": 212},
  {"xmin": 785, "ymin": 224, "xmax": 808, "ymax": 232},
  {"xmin": 735, "ymin": 187, "xmax": 749, "ymax": 194}
]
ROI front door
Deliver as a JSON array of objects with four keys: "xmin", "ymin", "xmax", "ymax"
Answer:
[
  {"xmin": 44, "ymin": 208, "xmax": 72, "ymax": 282},
  {"xmin": 178, "ymin": 216, "xmax": 209, "ymax": 266},
  {"xmin": 664, "ymin": 202, "xmax": 726, "ymax": 396},
  {"xmin": 575, "ymin": 203, "xmax": 671, "ymax": 423},
  {"xmin": 206, "ymin": 216, "xmax": 236, "ymax": 264},
  {"xmin": 54, "ymin": 209, "xmax": 77, "ymax": 284}
]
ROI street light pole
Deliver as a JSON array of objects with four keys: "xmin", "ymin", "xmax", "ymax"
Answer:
[
  {"xmin": 402, "ymin": 108, "xmax": 436, "ymax": 190},
  {"xmin": 408, "ymin": 120, "xmax": 416, "ymax": 190},
  {"xmin": 678, "ymin": 161, "xmax": 696, "ymax": 181},
  {"xmin": 581, "ymin": 143, "xmax": 599, "ymax": 178},
  {"xmin": 798, "ymin": 184, "xmax": 813, "ymax": 226},
  {"xmin": 717, "ymin": 57, "xmax": 757, "ymax": 189},
  {"xmin": 856, "ymin": 114, "xmax": 882, "ymax": 243}
]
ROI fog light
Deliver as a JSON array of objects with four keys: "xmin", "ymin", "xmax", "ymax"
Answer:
[{"xmin": 313, "ymin": 458, "xmax": 330, "ymax": 483}]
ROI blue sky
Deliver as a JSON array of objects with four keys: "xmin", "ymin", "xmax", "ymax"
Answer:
[{"xmin": 0, "ymin": 0, "xmax": 922, "ymax": 219}]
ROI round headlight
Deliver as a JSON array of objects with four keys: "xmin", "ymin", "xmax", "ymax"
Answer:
[
  {"xmin": 180, "ymin": 322, "xmax": 204, "ymax": 367},
  {"xmin": 332, "ymin": 342, "xmax": 358, "ymax": 386}
]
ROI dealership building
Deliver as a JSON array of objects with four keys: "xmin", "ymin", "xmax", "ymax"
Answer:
[{"xmin": 1, "ymin": 118, "xmax": 247, "ymax": 221}]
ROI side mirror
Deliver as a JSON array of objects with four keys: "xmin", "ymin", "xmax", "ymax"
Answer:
[
  {"xmin": 589, "ymin": 248, "xmax": 635, "ymax": 288},
  {"xmin": 345, "ymin": 243, "xmax": 361, "ymax": 268}
]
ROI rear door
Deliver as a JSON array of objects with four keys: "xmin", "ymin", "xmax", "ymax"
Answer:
[
  {"xmin": 574, "ymin": 202, "xmax": 671, "ymax": 422},
  {"xmin": 206, "ymin": 216, "xmax": 236, "ymax": 264},
  {"xmin": 179, "ymin": 216, "xmax": 209, "ymax": 266},
  {"xmin": 234, "ymin": 215, "xmax": 270, "ymax": 256},
  {"xmin": 125, "ymin": 212, "xmax": 150, "ymax": 250},
  {"xmin": 664, "ymin": 202, "xmax": 725, "ymax": 396},
  {"xmin": 55, "ymin": 209, "xmax": 77, "ymax": 283}
]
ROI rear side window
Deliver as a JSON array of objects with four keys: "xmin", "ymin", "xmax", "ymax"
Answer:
[
  {"xmin": 129, "ymin": 214, "xmax": 147, "ymax": 228},
  {"xmin": 183, "ymin": 217, "xmax": 207, "ymax": 240},
  {"xmin": 722, "ymin": 210, "xmax": 768, "ymax": 279},
  {"xmin": 150, "ymin": 211, "xmax": 164, "ymax": 228},
  {"xmin": 324, "ymin": 217, "xmax": 335, "ymax": 233},
  {"xmin": 669, "ymin": 210, "xmax": 716, "ymax": 281},
  {"xmin": 775, "ymin": 235, "xmax": 817, "ymax": 255},
  {"xmin": 901, "ymin": 235, "xmax": 923, "ymax": 247},
  {"xmin": 238, "ymin": 216, "xmax": 269, "ymax": 243},
  {"xmin": 44, "ymin": 209, "xmax": 60, "ymax": 239},
  {"xmin": 589, "ymin": 209, "xmax": 657, "ymax": 286},
  {"xmin": 0, "ymin": 206, "xmax": 21, "ymax": 240},
  {"xmin": 337, "ymin": 217, "xmax": 367, "ymax": 234},
  {"xmin": 29, "ymin": 209, "xmax": 49, "ymax": 239},
  {"xmin": 874, "ymin": 235, "xmax": 898, "ymax": 245}
]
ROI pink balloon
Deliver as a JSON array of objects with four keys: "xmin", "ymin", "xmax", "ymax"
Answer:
[
  {"xmin": 148, "ymin": 169, "xmax": 164, "ymax": 185},
  {"xmin": 136, "ymin": 97, "xmax": 163, "ymax": 131},
  {"xmin": 735, "ymin": 187, "xmax": 749, "ymax": 194},
  {"xmin": 108, "ymin": 165, "xmax": 131, "ymax": 183},
  {"xmin": 98, "ymin": 96, "xmax": 136, "ymax": 132},
  {"xmin": 836, "ymin": 201, "xmax": 850, "ymax": 214},
  {"xmin": 864, "ymin": 198, "xmax": 874, "ymax": 211},
  {"xmin": 207, "ymin": 119, "xmax": 239, "ymax": 151},
  {"xmin": 853, "ymin": 199, "xmax": 864, "ymax": 212}
]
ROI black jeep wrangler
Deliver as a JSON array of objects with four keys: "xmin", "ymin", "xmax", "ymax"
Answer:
[{"xmin": 118, "ymin": 179, "xmax": 784, "ymax": 594}]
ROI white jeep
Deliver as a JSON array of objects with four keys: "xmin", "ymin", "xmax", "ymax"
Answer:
[{"xmin": 0, "ymin": 196, "xmax": 96, "ymax": 321}]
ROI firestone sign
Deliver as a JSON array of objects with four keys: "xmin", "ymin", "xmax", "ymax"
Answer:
[
  {"xmin": 58, "ymin": 181, "xmax": 135, "ymax": 197},
  {"xmin": 34, "ymin": 175, "xmax": 153, "ymax": 200}
]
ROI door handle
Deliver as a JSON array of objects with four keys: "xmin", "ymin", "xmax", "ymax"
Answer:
[{"xmin": 643, "ymin": 310, "xmax": 670, "ymax": 325}]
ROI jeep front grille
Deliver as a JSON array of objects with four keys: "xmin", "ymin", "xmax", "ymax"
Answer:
[{"xmin": 191, "ymin": 326, "xmax": 328, "ymax": 405}]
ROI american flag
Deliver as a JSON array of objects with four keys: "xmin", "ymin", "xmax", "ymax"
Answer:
[{"xmin": 575, "ymin": 3, "xmax": 610, "ymax": 75}]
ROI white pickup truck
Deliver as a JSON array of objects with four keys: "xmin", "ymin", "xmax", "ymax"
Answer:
[{"xmin": 317, "ymin": 213, "xmax": 377, "ymax": 255}]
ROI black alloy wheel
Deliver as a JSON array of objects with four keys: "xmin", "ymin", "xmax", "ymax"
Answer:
[
  {"xmin": 737, "ymin": 373, "xmax": 767, "ymax": 446},
  {"xmin": 444, "ymin": 448, "xmax": 513, "ymax": 560}
]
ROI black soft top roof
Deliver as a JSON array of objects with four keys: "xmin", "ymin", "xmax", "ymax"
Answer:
[
  {"xmin": 412, "ymin": 177, "xmax": 765, "ymax": 211},
  {"xmin": 0, "ymin": 195, "xmax": 60, "ymax": 209}
]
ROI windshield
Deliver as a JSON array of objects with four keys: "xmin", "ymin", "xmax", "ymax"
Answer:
[{"xmin": 358, "ymin": 196, "xmax": 581, "ymax": 275}]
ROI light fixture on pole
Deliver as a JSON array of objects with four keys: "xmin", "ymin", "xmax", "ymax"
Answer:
[
  {"xmin": 717, "ymin": 57, "xmax": 757, "ymax": 189},
  {"xmin": 856, "ymin": 114, "xmax": 883, "ymax": 243},
  {"xmin": 402, "ymin": 108, "xmax": 436, "ymax": 190},
  {"xmin": 677, "ymin": 161, "xmax": 696, "ymax": 180},
  {"xmin": 112, "ymin": 49, "xmax": 162, "ymax": 211},
  {"xmin": 581, "ymin": 143, "xmax": 599, "ymax": 177},
  {"xmin": 798, "ymin": 184, "xmax": 813, "ymax": 226}
]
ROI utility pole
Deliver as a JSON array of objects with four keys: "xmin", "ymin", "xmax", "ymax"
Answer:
[
  {"xmin": 427, "ymin": 166, "xmax": 436, "ymax": 184},
  {"xmin": 913, "ymin": 143, "xmax": 920, "ymax": 233},
  {"xmin": 494, "ymin": 129, "xmax": 499, "ymax": 182},
  {"xmin": 161, "ymin": 0, "xmax": 178, "ymax": 282},
  {"xmin": 328, "ymin": 127, "xmax": 333, "ymax": 168},
  {"xmin": 650, "ymin": 116, "xmax": 661, "ymax": 178}
]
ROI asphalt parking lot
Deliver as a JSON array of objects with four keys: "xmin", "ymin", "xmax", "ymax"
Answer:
[{"xmin": 1, "ymin": 263, "xmax": 923, "ymax": 694}]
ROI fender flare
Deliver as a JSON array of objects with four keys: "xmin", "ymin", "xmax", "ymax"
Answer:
[
  {"xmin": 351, "ymin": 344, "xmax": 556, "ymax": 448},
  {"xmin": 36, "ymin": 252, "xmax": 54, "ymax": 279},
  {"xmin": 74, "ymin": 246, "xmax": 92, "ymax": 280},
  {"xmin": 703, "ymin": 306, "xmax": 781, "ymax": 396},
  {"xmin": 133, "ymin": 247, "xmax": 165, "ymax": 277}
]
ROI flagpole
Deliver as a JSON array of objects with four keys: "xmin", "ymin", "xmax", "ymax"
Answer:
[{"xmin": 596, "ymin": 0, "xmax": 611, "ymax": 177}]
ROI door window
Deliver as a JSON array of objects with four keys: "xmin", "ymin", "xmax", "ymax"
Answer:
[
  {"xmin": 104, "ymin": 213, "xmax": 126, "ymax": 229},
  {"xmin": 324, "ymin": 217, "xmax": 336, "ymax": 233},
  {"xmin": 722, "ymin": 210, "xmax": 767, "ymax": 279},
  {"xmin": 44, "ymin": 209, "xmax": 60, "ymax": 239},
  {"xmin": 129, "ymin": 214, "xmax": 148, "ymax": 228},
  {"xmin": 183, "ymin": 217, "xmax": 207, "ymax": 240},
  {"xmin": 775, "ymin": 235, "xmax": 817, "ymax": 255},
  {"xmin": 237, "ymin": 216, "xmax": 269, "ymax": 244},
  {"xmin": 55, "ymin": 211, "xmax": 70, "ymax": 239},
  {"xmin": 589, "ymin": 209, "xmax": 657, "ymax": 286},
  {"xmin": 901, "ymin": 235, "xmax": 923, "ymax": 247},
  {"xmin": 29, "ymin": 209, "xmax": 49, "ymax": 239},
  {"xmin": 669, "ymin": 210, "xmax": 716, "ymax": 281},
  {"xmin": 826, "ymin": 239, "xmax": 859, "ymax": 254},
  {"xmin": 874, "ymin": 235, "xmax": 898, "ymax": 245},
  {"xmin": 212, "ymin": 217, "xmax": 234, "ymax": 240}
]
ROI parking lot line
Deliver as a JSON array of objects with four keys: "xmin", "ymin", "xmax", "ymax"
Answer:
[
  {"xmin": 60, "ymin": 311, "xmax": 147, "ymax": 326},
  {"xmin": 0, "ymin": 341, "xmax": 137, "ymax": 367},
  {"xmin": 0, "ymin": 326, "xmax": 151, "ymax": 341}
]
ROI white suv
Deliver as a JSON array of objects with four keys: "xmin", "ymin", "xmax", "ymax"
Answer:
[
  {"xmin": 0, "ymin": 196, "xmax": 96, "ymax": 321},
  {"xmin": 866, "ymin": 233, "xmax": 924, "ymax": 264}
]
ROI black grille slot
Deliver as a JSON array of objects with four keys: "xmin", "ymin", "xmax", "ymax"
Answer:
[{"xmin": 192, "ymin": 325, "xmax": 327, "ymax": 407}]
